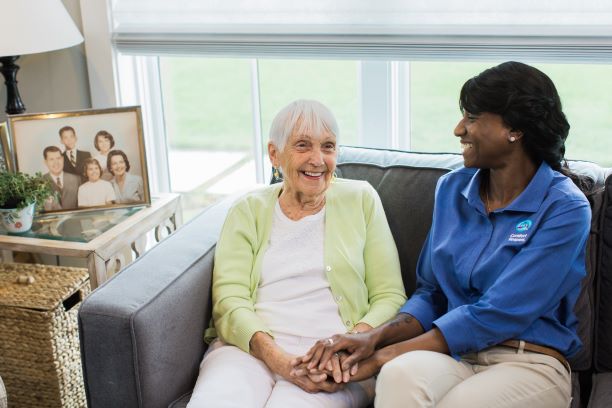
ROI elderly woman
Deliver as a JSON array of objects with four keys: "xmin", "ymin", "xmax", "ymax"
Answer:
[
  {"xmin": 294, "ymin": 62, "xmax": 591, "ymax": 408},
  {"xmin": 107, "ymin": 149, "xmax": 144, "ymax": 204},
  {"xmin": 186, "ymin": 100, "xmax": 406, "ymax": 407},
  {"xmin": 77, "ymin": 157, "xmax": 116, "ymax": 207},
  {"xmin": 92, "ymin": 130, "xmax": 115, "ymax": 181}
]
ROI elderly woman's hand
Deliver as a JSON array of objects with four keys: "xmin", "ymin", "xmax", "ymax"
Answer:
[
  {"xmin": 291, "ymin": 350, "xmax": 357, "ymax": 383},
  {"xmin": 276, "ymin": 351, "xmax": 345, "ymax": 393},
  {"xmin": 297, "ymin": 331, "xmax": 378, "ymax": 374},
  {"xmin": 290, "ymin": 371, "xmax": 345, "ymax": 394},
  {"xmin": 250, "ymin": 332, "xmax": 344, "ymax": 393}
]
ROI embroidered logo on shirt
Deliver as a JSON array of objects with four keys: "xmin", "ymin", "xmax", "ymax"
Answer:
[
  {"xmin": 508, "ymin": 220, "xmax": 532, "ymax": 243},
  {"xmin": 515, "ymin": 220, "xmax": 532, "ymax": 232}
]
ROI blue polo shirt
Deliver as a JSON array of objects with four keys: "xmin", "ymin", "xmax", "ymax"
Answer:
[{"xmin": 400, "ymin": 162, "xmax": 591, "ymax": 358}]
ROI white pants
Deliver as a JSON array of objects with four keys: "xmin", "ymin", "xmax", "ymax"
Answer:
[
  {"xmin": 375, "ymin": 346, "xmax": 572, "ymax": 408},
  {"xmin": 187, "ymin": 337, "xmax": 375, "ymax": 408}
]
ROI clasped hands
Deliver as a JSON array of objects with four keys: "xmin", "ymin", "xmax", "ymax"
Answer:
[{"xmin": 290, "ymin": 331, "xmax": 379, "ymax": 387}]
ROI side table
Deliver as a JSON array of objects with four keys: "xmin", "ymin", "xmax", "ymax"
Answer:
[{"xmin": 0, "ymin": 194, "xmax": 182, "ymax": 289}]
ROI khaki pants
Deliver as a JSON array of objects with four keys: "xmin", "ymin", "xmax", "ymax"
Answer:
[{"xmin": 375, "ymin": 346, "xmax": 571, "ymax": 408}]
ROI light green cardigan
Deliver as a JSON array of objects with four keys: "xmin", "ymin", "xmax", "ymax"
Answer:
[{"xmin": 204, "ymin": 178, "xmax": 407, "ymax": 353}]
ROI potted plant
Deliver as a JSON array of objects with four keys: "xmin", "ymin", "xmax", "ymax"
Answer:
[{"xmin": 0, "ymin": 171, "xmax": 53, "ymax": 233}]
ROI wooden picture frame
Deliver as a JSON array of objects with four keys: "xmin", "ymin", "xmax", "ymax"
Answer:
[
  {"xmin": 0, "ymin": 122, "xmax": 9, "ymax": 172},
  {"xmin": 6, "ymin": 106, "xmax": 150, "ymax": 214}
]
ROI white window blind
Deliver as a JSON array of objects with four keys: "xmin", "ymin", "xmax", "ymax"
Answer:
[{"xmin": 111, "ymin": 0, "xmax": 612, "ymax": 62}]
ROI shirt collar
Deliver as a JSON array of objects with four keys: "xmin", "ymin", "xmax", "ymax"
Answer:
[
  {"xmin": 51, "ymin": 172, "xmax": 64, "ymax": 183},
  {"xmin": 461, "ymin": 161, "xmax": 554, "ymax": 214}
]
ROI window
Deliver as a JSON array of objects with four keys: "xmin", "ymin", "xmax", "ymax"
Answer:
[
  {"xmin": 81, "ymin": 1, "xmax": 612, "ymax": 219},
  {"xmin": 157, "ymin": 57, "xmax": 362, "ymax": 219},
  {"xmin": 409, "ymin": 61, "xmax": 612, "ymax": 167}
]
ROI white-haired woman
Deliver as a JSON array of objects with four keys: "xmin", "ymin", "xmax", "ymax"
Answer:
[{"xmin": 187, "ymin": 100, "xmax": 406, "ymax": 408}]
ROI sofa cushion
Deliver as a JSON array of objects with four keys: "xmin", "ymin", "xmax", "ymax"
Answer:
[
  {"xmin": 595, "ymin": 174, "xmax": 612, "ymax": 372},
  {"xmin": 568, "ymin": 160, "xmax": 612, "ymax": 190},
  {"xmin": 168, "ymin": 392, "xmax": 190, "ymax": 408},
  {"xmin": 571, "ymin": 372, "xmax": 582, "ymax": 408},
  {"xmin": 588, "ymin": 372, "xmax": 612, "ymax": 407},
  {"xmin": 337, "ymin": 146, "xmax": 462, "ymax": 294},
  {"xmin": 569, "ymin": 187, "xmax": 605, "ymax": 371}
]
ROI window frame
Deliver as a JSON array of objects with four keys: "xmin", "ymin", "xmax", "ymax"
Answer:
[{"xmin": 79, "ymin": 0, "xmax": 612, "ymax": 193}]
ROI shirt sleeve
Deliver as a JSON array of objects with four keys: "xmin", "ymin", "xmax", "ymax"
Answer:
[
  {"xmin": 210, "ymin": 200, "xmax": 272, "ymax": 353},
  {"xmin": 433, "ymin": 198, "xmax": 591, "ymax": 356},
  {"xmin": 106, "ymin": 183, "xmax": 116, "ymax": 202},
  {"xmin": 358, "ymin": 183, "xmax": 407, "ymax": 328}
]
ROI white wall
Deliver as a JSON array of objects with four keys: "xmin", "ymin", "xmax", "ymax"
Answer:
[
  {"xmin": 0, "ymin": 0, "xmax": 91, "ymax": 268},
  {"xmin": 0, "ymin": 0, "xmax": 91, "ymax": 123}
]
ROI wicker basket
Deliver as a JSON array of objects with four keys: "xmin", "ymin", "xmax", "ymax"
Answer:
[{"xmin": 0, "ymin": 263, "xmax": 90, "ymax": 408}]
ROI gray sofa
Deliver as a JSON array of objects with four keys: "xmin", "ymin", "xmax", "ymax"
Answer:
[{"xmin": 78, "ymin": 146, "xmax": 612, "ymax": 408}]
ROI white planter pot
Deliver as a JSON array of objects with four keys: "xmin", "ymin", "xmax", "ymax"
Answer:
[{"xmin": 0, "ymin": 202, "xmax": 36, "ymax": 233}]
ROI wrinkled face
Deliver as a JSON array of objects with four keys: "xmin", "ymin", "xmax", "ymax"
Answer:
[
  {"xmin": 86, "ymin": 163, "xmax": 101, "ymax": 182},
  {"xmin": 454, "ymin": 111, "xmax": 514, "ymax": 168},
  {"xmin": 97, "ymin": 136, "xmax": 112, "ymax": 153},
  {"xmin": 269, "ymin": 127, "xmax": 337, "ymax": 199},
  {"xmin": 45, "ymin": 151, "xmax": 64, "ymax": 176},
  {"xmin": 60, "ymin": 129, "xmax": 77, "ymax": 150},
  {"xmin": 110, "ymin": 154, "xmax": 127, "ymax": 177}
]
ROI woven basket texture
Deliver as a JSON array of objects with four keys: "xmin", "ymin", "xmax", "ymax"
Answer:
[{"xmin": 0, "ymin": 263, "xmax": 90, "ymax": 408}]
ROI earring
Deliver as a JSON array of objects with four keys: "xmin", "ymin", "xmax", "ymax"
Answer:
[
  {"xmin": 273, "ymin": 167, "xmax": 280, "ymax": 179},
  {"xmin": 332, "ymin": 171, "xmax": 338, "ymax": 183},
  {"xmin": 509, "ymin": 136, "xmax": 516, "ymax": 143}
]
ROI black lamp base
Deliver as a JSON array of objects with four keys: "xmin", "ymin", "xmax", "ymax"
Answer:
[{"xmin": 0, "ymin": 56, "xmax": 26, "ymax": 115}]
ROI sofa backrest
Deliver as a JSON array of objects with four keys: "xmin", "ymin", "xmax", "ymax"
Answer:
[
  {"xmin": 336, "ymin": 145, "xmax": 609, "ymax": 372},
  {"xmin": 595, "ymin": 174, "xmax": 612, "ymax": 373},
  {"xmin": 572, "ymin": 187, "xmax": 605, "ymax": 371},
  {"xmin": 337, "ymin": 147, "xmax": 463, "ymax": 294}
]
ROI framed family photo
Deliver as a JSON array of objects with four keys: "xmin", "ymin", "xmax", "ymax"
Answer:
[{"xmin": 6, "ymin": 106, "xmax": 150, "ymax": 214}]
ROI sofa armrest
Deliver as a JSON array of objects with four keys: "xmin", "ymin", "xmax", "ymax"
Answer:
[
  {"xmin": 588, "ymin": 373, "xmax": 612, "ymax": 408},
  {"xmin": 78, "ymin": 196, "xmax": 235, "ymax": 408}
]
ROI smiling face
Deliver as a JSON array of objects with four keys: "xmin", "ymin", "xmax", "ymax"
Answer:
[
  {"xmin": 96, "ymin": 135, "xmax": 112, "ymax": 154},
  {"xmin": 60, "ymin": 129, "xmax": 77, "ymax": 150},
  {"xmin": 454, "ymin": 111, "xmax": 518, "ymax": 169},
  {"xmin": 86, "ymin": 162, "xmax": 101, "ymax": 182},
  {"xmin": 110, "ymin": 154, "xmax": 127, "ymax": 177},
  {"xmin": 269, "ymin": 127, "xmax": 337, "ymax": 201},
  {"xmin": 44, "ymin": 150, "xmax": 64, "ymax": 176}
]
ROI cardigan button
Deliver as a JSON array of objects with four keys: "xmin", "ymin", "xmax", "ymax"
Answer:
[
  {"xmin": 326, "ymin": 266, "xmax": 332, "ymax": 272},
  {"xmin": 335, "ymin": 295, "xmax": 343, "ymax": 302}
]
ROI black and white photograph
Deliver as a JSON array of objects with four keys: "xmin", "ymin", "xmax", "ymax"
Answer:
[{"xmin": 6, "ymin": 106, "xmax": 150, "ymax": 214}]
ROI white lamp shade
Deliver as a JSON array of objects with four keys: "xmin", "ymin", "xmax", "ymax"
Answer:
[{"xmin": 0, "ymin": 0, "xmax": 83, "ymax": 57}]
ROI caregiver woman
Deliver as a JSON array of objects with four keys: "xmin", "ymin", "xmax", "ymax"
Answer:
[{"xmin": 296, "ymin": 62, "xmax": 591, "ymax": 408}]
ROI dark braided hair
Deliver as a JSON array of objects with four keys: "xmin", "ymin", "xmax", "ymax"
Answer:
[{"xmin": 459, "ymin": 61, "xmax": 592, "ymax": 192}]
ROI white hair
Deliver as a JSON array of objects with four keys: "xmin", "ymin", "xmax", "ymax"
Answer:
[{"xmin": 269, "ymin": 99, "xmax": 339, "ymax": 151}]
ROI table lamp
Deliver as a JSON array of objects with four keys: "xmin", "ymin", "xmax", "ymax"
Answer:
[{"xmin": 0, "ymin": 0, "xmax": 84, "ymax": 115}]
